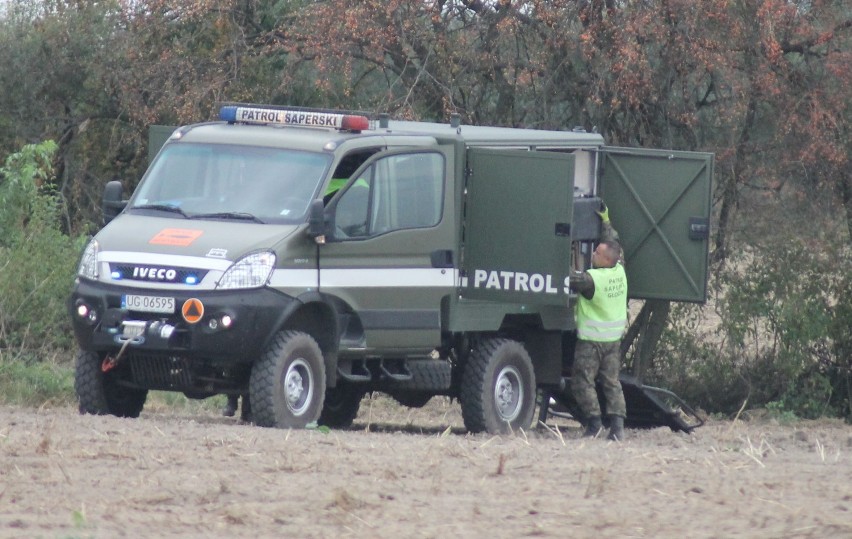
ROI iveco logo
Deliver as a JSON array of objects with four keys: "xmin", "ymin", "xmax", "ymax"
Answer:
[{"xmin": 132, "ymin": 267, "xmax": 178, "ymax": 281}]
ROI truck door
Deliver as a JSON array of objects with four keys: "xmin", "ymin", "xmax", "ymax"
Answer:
[
  {"xmin": 318, "ymin": 148, "xmax": 455, "ymax": 353},
  {"xmin": 460, "ymin": 149, "xmax": 575, "ymax": 305},
  {"xmin": 599, "ymin": 147, "xmax": 713, "ymax": 302}
]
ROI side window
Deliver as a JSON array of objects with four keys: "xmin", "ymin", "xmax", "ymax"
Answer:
[
  {"xmin": 334, "ymin": 152, "xmax": 444, "ymax": 239},
  {"xmin": 324, "ymin": 149, "xmax": 380, "ymax": 204},
  {"xmin": 335, "ymin": 169, "xmax": 372, "ymax": 238}
]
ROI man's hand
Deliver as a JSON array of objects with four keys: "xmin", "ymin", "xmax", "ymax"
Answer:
[{"xmin": 596, "ymin": 202, "xmax": 610, "ymax": 223}]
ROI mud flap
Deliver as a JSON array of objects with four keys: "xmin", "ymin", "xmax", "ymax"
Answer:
[{"xmin": 541, "ymin": 374, "xmax": 704, "ymax": 434}]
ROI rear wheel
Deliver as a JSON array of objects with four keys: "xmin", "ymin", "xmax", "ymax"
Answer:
[
  {"xmin": 250, "ymin": 331, "xmax": 326, "ymax": 428},
  {"xmin": 388, "ymin": 359, "xmax": 451, "ymax": 408},
  {"xmin": 460, "ymin": 338, "xmax": 536, "ymax": 434},
  {"xmin": 75, "ymin": 350, "xmax": 147, "ymax": 418},
  {"xmin": 390, "ymin": 392, "xmax": 433, "ymax": 408},
  {"xmin": 318, "ymin": 382, "xmax": 364, "ymax": 428}
]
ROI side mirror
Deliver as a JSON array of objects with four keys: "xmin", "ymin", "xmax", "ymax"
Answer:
[
  {"xmin": 102, "ymin": 180, "xmax": 127, "ymax": 225},
  {"xmin": 307, "ymin": 199, "xmax": 327, "ymax": 243}
]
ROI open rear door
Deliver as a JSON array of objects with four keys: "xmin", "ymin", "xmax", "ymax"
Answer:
[
  {"xmin": 148, "ymin": 126, "xmax": 178, "ymax": 165},
  {"xmin": 600, "ymin": 147, "xmax": 713, "ymax": 303},
  {"xmin": 461, "ymin": 149, "xmax": 575, "ymax": 305}
]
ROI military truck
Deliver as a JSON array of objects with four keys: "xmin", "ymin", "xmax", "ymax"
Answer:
[{"xmin": 69, "ymin": 104, "xmax": 712, "ymax": 434}]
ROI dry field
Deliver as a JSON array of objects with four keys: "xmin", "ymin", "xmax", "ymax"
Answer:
[{"xmin": 2, "ymin": 395, "xmax": 851, "ymax": 538}]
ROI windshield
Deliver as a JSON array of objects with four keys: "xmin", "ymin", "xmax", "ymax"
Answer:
[{"xmin": 130, "ymin": 143, "xmax": 331, "ymax": 224}]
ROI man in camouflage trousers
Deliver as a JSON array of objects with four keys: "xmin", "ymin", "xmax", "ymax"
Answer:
[{"xmin": 569, "ymin": 203, "xmax": 628, "ymax": 441}]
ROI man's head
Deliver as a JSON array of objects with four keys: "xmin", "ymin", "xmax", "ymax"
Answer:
[{"xmin": 592, "ymin": 240, "xmax": 621, "ymax": 268}]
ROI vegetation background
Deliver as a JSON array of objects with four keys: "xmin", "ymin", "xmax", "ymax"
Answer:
[{"xmin": 0, "ymin": 0, "xmax": 849, "ymax": 421}]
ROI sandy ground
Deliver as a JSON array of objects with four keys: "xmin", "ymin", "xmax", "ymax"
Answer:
[{"xmin": 1, "ymin": 395, "xmax": 851, "ymax": 539}]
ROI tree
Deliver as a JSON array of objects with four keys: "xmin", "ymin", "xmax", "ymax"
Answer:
[{"xmin": 0, "ymin": 0, "xmax": 310, "ymax": 231}]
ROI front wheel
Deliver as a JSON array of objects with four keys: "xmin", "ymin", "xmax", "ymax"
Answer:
[
  {"xmin": 250, "ymin": 330, "xmax": 326, "ymax": 428},
  {"xmin": 74, "ymin": 350, "xmax": 147, "ymax": 418},
  {"xmin": 460, "ymin": 338, "xmax": 536, "ymax": 434}
]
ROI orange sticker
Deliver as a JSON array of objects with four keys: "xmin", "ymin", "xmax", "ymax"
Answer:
[
  {"xmin": 149, "ymin": 228, "xmax": 204, "ymax": 247},
  {"xmin": 181, "ymin": 298, "xmax": 205, "ymax": 324}
]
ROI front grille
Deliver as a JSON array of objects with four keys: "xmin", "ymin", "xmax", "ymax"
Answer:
[
  {"xmin": 109, "ymin": 263, "xmax": 209, "ymax": 284},
  {"xmin": 128, "ymin": 353, "xmax": 194, "ymax": 389}
]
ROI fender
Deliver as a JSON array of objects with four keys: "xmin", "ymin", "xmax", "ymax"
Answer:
[{"xmin": 261, "ymin": 289, "xmax": 340, "ymax": 387}]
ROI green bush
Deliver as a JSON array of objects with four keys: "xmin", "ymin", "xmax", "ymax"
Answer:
[
  {"xmin": 649, "ymin": 235, "xmax": 852, "ymax": 421},
  {"xmin": 0, "ymin": 357, "xmax": 75, "ymax": 407},
  {"xmin": 0, "ymin": 140, "xmax": 83, "ymax": 358}
]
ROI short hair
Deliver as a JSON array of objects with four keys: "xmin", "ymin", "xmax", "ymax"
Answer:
[{"xmin": 599, "ymin": 240, "xmax": 622, "ymax": 266}]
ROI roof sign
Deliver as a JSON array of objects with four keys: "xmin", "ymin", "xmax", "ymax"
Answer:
[{"xmin": 219, "ymin": 105, "xmax": 370, "ymax": 131}]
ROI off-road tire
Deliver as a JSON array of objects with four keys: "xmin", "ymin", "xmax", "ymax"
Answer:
[
  {"xmin": 390, "ymin": 392, "xmax": 433, "ymax": 408},
  {"xmin": 392, "ymin": 360, "xmax": 452, "ymax": 391},
  {"xmin": 460, "ymin": 338, "xmax": 536, "ymax": 434},
  {"xmin": 250, "ymin": 330, "xmax": 326, "ymax": 428},
  {"xmin": 388, "ymin": 359, "xmax": 452, "ymax": 408},
  {"xmin": 318, "ymin": 382, "xmax": 364, "ymax": 428},
  {"xmin": 74, "ymin": 349, "xmax": 147, "ymax": 418}
]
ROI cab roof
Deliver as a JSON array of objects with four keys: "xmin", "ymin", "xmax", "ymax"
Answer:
[
  {"xmin": 383, "ymin": 118, "xmax": 605, "ymax": 148},
  {"xmin": 171, "ymin": 104, "xmax": 606, "ymax": 152}
]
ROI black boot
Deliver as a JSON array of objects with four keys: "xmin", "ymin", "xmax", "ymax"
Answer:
[
  {"xmin": 222, "ymin": 394, "xmax": 238, "ymax": 417},
  {"xmin": 583, "ymin": 416, "xmax": 603, "ymax": 438},
  {"xmin": 607, "ymin": 415, "xmax": 625, "ymax": 441}
]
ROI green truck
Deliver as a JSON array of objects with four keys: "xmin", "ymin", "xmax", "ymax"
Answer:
[{"xmin": 69, "ymin": 104, "xmax": 712, "ymax": 434}]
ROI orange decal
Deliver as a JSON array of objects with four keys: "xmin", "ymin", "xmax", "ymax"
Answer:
[
  {"xmin": 181, "ymin": 298, "xmax": 205, "ymax": 324},
  {"xmin": 149, "ymin": 228, "xmax": 204, "ymax": 247}
]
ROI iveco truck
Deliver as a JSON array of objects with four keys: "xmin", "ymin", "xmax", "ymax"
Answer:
[{"xmin": 69, "ymin": 104, "xmax": 712, "ymax": 434}]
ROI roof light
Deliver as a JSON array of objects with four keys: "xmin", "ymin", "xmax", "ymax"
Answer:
[{"xmin": 219, "ymin": 106, "xmax": 370, "ymax": 131}]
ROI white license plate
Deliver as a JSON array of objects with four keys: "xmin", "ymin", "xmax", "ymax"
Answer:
[{"xmin": 122, "ymin": 294, "xmax": 175, "ymax": 314}]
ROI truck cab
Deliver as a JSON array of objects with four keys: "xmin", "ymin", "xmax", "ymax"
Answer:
[{"xmin": 70, "ymin": 104, "xmax": 712, "ymax": 434}]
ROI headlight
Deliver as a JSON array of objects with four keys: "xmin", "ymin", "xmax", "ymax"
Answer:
[
  {"xmin": 77, "ymin": 239, "xmax": 99, "ymax": 280},
  {"xmin": 216, "ymin": 251, "xmax": 276, "ymax": 290}
]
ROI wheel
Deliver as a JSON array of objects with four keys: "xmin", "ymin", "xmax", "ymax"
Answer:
[
  {"xmin": 250, "ymin": 330, "xmax": 326, "ymax": 428},
  {"xmin": 390, "ymin": 359, "xmax": 452, "ymax": 391},
  {"xmin": 387, "ymin": 359, "xmax": 452, "ymax": 408},
  {"xmin": 74, "ymin": 350, "xmax": 147, "ymax": 418},
  {"xmin": 318, "ymin": 382, "xmax": 364, "ymax": 428},
  {"xmin": 390, "ymin": 392, "xmax": 433, "ymax": 408},
  {"xmin": 460, "ymin": 338, "xmax": 536, "ymax": 434}
]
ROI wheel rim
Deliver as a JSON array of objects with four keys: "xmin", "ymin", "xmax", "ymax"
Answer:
[
  {"xmin": 283, "ymin": 357, "xmax": 314, "ymax": 416},
  {"xmin": 493, "ymin": 365, "xmax": 523, "ymax": 422}
]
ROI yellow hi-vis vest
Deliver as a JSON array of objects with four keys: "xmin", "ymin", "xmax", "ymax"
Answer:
[{"xmin": 575, "ymin": 264, "xmax": 628, "ymax": 342}]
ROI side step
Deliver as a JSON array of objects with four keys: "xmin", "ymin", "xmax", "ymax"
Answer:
[
  {"xmin": 541, "ymin": 374, "xmax": 704, "ymax": 434},
  {"xmin": 336, "ymin": 357, "xmax": 415, "ymax": 383}
]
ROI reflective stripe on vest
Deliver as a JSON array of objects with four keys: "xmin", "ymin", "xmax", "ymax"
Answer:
[{"xmin": 576, "ymin": 264, "xmax": 627, "ymax": 342}]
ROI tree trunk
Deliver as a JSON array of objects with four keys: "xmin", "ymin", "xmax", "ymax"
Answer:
[{"xmin": 622, "ymin": 300, "xmax": 671, "ymax": 382}]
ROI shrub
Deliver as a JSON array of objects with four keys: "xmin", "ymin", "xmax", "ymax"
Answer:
[
  {"xmin": 0, "ymin": 140, "xmax": 82, "ymax": 359},
  {"xmin": 0, "ymin": 356, "xmax": 75, "ymax": 407},
  {"xmin": 648, "ymin": 236, "xmax": 852, "ymax": 421}
]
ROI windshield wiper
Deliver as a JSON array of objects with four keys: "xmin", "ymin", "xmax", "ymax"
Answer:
[
  {"xmin": 130, "ymin": 204, "xmax": 188, "ymax": 218},
  {"xmin": 191, "ymin": 212, "xmax": 265, "ymax": 224}
]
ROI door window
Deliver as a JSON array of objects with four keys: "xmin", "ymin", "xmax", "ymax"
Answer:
[{"xmin": 334, "ymin": 152, "xmax": 444, "ymax": 239}]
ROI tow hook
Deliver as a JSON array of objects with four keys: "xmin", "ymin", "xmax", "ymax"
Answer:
[{"xmin": 102, "ymin": 337, "xmax": 135, "ymax": 373}]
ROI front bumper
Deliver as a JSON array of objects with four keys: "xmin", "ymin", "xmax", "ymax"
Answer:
[{"xmin": 70, "ymin": 279, "xmax": 296, "ymax": 366}]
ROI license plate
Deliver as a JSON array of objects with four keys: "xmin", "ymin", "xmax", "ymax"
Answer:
[{"xmin": 122, "ymin": 294, "xmax": 175, "ymax": 314}]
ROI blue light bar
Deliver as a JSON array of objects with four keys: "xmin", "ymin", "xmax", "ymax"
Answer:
[{"xmin": 220, "ymin": 106, "xmax": 238, "ymax": 123}]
